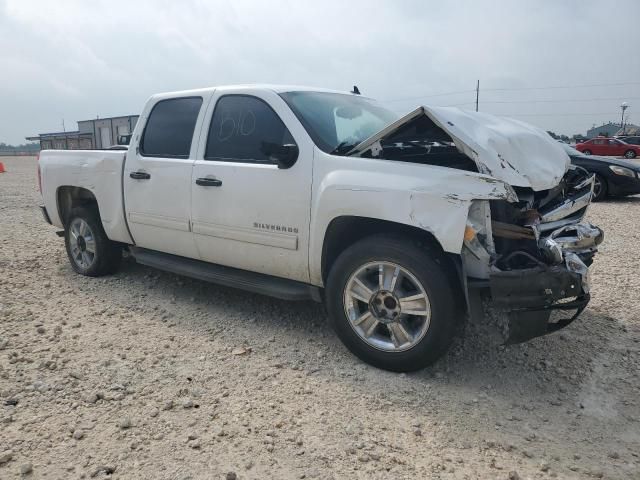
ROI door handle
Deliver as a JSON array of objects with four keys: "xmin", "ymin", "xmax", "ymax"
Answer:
[
  {"xmin": 195, "ymin": 177, "xmax": 222, "ymax": 187},
  {"xmin": 130, "ymin": 171, "xmax": 151, "ymax": 180}
]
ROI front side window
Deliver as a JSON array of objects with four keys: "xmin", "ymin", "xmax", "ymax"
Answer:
[
  {"xmin": 280, "ymin": 91, "xmax": 399, "ymax": 153},
  {"xmin": 141, "ymin": 97, "xmax": 203, "ymax": 158},
  {"xmin": 205, "ymin": 95, "xmax": 295, "ymax": 162}
]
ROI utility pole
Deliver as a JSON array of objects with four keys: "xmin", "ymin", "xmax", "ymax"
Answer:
[
  {"xmin": 62, "ymin": 119, "xmax": 66, "ymax": 132},
  {"xmin": 475, "ymin": 80, "xmax": 480, "ymax": 112}
]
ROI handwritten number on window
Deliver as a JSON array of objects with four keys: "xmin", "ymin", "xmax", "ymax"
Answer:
[{"xmin": 217, "ymin": 109, "xmax": 256, "ymax": 142}]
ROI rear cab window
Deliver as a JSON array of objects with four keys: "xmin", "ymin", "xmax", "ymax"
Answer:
[{"xmin": 141, "ymin": 97, "xmax": 203, "ymax": 158}]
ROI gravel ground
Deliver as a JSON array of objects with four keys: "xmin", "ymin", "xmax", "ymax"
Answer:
[{"xmin": 1, "ymin": 155, "xmax": 639, "ymax": 480}]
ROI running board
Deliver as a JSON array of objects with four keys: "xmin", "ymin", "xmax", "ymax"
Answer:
[{"xmin": 128, "ymin": 247, "xmax": 318, "ymax": 302}]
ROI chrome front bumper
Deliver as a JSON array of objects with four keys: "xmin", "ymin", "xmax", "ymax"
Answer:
[
  {"xmin": 538, "ymin": 222, "xmax": 603, "ymax": 293},
  {"xmin": 488, "ymin": 220, "xmax": 603, "ymax": 344}
]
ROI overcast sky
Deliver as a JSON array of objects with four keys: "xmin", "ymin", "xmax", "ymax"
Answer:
[{"xmin": 2, "ymin": 0, "xmax": 639, "ymax": 144}]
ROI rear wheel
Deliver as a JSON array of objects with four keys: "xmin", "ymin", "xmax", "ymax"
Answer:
[
  {"xmin": 325, "ymin": 234, "xmax": 457, "ymax": 372},
  {"xmin": 64, "ymin": 206, "xmax": 121, "ymax": 276},
  {"xmin": 624, "ymin": 149, "xmax": 637, "ymax": 159},
  {"xmin": 583, "ymin": 149, "xmax": 592, "ymax": 155},
  {"xmin": 592, "ymin": 174, "xmax": 607, "ymax": 201}
]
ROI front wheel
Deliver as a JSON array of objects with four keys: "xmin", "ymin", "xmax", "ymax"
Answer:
[
  {"xmin": 325, "ymin": 234, "xmax": 457, "ymax": 372},
  {"xmin": 64, "ymin": 206, "xmax": 122, "ymax": 276},
  {"xmin": 624, "ymin": 149, "xmax": 637, "ymax": 159},
  {"xmin": 583, "ymin": 149, "xmax": 592, "ymax": 155}
]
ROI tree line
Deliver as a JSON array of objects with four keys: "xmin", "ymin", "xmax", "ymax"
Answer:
[{"xmin": 0, "ymin": 142, "xmax": 40, "ymax": 152}]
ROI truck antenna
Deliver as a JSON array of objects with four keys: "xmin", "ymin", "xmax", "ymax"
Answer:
[{"xmin": 351, "ymin": 85, "xmax": 360, "ymax": 95}]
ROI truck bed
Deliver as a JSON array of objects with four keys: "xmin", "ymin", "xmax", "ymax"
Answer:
[{"xmin": 39, "ymin": 149, "xmax": 133, "ymax": 244}]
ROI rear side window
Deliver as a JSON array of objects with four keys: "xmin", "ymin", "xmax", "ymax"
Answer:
[
  {"xmin": 141, "ymin": 97, "xmax": 203, "ymax": 158},
  {"xmin": 205, "ymin": 95, "xmax": 295, "ymax": 162}
]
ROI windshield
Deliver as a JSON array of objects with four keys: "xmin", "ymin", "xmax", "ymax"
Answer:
[{"xmin": 280, "ymin": 91, "xmax": 399, "ymax": 154}]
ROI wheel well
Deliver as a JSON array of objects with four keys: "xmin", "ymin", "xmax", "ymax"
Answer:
[
  {"xmin": 57, "ymin": 186, "xmax": 99, "ymax": 227},
  {"xmin": 321, "ymin": 216, "xmax": 466, "ymax": 320},
  {"xmin": 321, "ymin": 216, "xmax": 448, "ymax": 282}
]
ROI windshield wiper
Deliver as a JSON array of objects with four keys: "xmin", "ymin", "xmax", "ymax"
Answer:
[{"xmin": 330, "ymin": 141, "xmax": 358, "ymax": 155}]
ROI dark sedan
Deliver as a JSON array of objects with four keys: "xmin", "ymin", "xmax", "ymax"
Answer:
[
  {"xmin": 618, "ymin": 135, "xmax": 640, "ymax": 146},
  {"xmin": 560, "ymin": 143, "xmax": 640, "ymax": 201}
]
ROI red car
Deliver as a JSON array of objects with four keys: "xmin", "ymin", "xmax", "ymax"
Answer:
[{"xmin": 576, "ymin": 137, "xmax": 640, "ymax": 159}]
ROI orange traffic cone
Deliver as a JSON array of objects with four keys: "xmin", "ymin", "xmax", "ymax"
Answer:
[{"xmin": 0, "ymin": 162, "xmax": 5, "ymax": 173}]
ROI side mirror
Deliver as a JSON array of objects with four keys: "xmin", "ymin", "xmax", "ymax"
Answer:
[{"xmin": 262, "ymin": 142, "xmax": 299, "ymax": 169}]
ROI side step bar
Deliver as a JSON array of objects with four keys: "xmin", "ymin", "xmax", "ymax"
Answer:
[{"xmin": 128, "ymin": 247, "xmax": 319, "ymax": 302}]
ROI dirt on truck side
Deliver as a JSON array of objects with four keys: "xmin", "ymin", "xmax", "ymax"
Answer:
[{"xmin": 1, "ymin": 155, "xmax": 639, "ymax": 479}]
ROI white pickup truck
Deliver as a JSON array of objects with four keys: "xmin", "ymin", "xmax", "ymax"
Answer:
[{"xmin": 38, "ymin": 85, "xmax": 603, "ymax": 371}]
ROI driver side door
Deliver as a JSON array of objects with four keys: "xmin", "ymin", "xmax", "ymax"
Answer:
[{"xmin": 191, "ymin": 90, "xmax": 313, "ymax": 282}]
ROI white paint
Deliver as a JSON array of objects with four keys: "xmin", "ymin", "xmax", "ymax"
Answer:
[
  {"xmin": 121, "ymin": 89, "xmax": 213, "ymax": 259},
  {"xmin": 37, "ymin": 149, "xmax": 133, "ymax": 243}
]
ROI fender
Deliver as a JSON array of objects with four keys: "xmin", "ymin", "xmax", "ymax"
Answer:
[{"xmin": 308, "ymin": 149, "xmax": 517, "ymax": 285}]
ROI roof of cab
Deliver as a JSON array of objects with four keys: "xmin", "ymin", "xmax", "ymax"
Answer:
[{"xmin": 150, "ymin": 84, "xmax": 357, "ymax": 101}]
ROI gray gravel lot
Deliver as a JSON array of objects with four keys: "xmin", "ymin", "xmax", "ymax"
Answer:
[{"xmin": 1, "ymin": 156, "xmax": 639, "ymax": 479}]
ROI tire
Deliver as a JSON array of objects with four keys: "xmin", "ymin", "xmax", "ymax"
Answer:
[
  {"xmin": 592, "ymin": 173, "xmax": 607, "ymax": 201},
  {"xmin": 64, "ymin": 206, "xmax": 121, "ymax": 276},
  {"xmin": 325, "ymin": 234, "xmax": 457, "ymax": 372},
  {"xmin": 624, "ymin": 149, "xmax": 636, "ymax": 159},
  {"xmin": 583, "ymin": 149, "xmax": 592, "ymax": 155}
]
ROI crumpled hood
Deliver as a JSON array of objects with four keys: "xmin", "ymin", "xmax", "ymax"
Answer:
[{"xmin": 350, "ymin": 106, "xmax": 570, "ymax": 191}]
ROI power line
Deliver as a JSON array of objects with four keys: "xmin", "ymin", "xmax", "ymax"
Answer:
[
  {"xmin": 383, "ymin": 81, "xmax": 640, "ymax": 104},
  {"xmin": 475, "ymin": 96, "xmax": 640, "ymax": 105},
  {"xmin": 483, "ymin": 81, "xmax": 640, "ymax": 92},
  {"xmin": 502, "ymin": 112, "xmax": 623, "ymax": 117},
  {"xmin": 383, "ymin": 89, "xmax": 475, "ymax": 103},
  {"xmin": 389, "ymin": 104, "xmax": 626, "ymax": 117}
]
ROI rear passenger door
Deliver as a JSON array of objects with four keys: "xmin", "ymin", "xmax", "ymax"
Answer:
[
  {"xmin": 191, "ymin": 90, "xmax": 313, "ymax": 282},
  {"xmin": 124, "ymin": 95, "xmax": 208, "ymax": 259}
]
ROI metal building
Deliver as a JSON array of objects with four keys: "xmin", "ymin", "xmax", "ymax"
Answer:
[
  {"xmin": 27, "ymin": 115, "xmax": 139, "ymax": 150},
  {"xmin": 586, "ymin": 122, "xmax": 621, "ymax": 139}
]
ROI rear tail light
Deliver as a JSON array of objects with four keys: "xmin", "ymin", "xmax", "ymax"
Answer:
[{"xmin": 37, "ymin": 152, "xmax": 42, "ymax": 193}]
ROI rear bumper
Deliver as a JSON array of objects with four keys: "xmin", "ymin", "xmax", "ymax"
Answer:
[
  {"xmin": 489, "ymin": 264, "xmax": 590, "ymax": 343},
  {"xmin": 39, "ymin": 204, "xmax": 52, "ymax": 225}
]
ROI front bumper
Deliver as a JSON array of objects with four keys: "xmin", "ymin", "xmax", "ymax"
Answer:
[
  {"xmin": 607, "ymin": 175, "xmax": 640, "ymax": 196},
  {"xmin": 39, "ymin": 204, "xmax": 52, "ymax": 225},
  {"xmin": 489, "ymin": 264, "xmax": 589, "ymax": 343},
  {"xmin": 486, "ymin": 220, "xmax": 602, "ymax": 344}
]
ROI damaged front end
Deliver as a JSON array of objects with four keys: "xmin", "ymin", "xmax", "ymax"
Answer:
[
  {"xmin": 344, "ymin": 102, "xmax": 603, "ymax": 343},
  {"xmin": 463, "ymin": 165, "xmax": 603, "ymax": 343}
]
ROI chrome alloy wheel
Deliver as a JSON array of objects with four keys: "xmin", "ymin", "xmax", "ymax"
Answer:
[
  {"xmin": 593, "ymin": 175, "xmax": 604, "ymax": 199},
  {"xmin": 68, "ymin": 218, "xmax": 97, "ymax": 269},
  {"xmin": 343, "ymin": 261, "xmax": 431, "ymax": 352}
]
